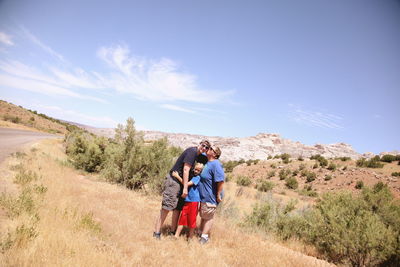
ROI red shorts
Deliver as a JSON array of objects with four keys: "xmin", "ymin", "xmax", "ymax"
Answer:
[{"xmin": 178, "ymin": 202, "xmax": 199, "ymax": 229}]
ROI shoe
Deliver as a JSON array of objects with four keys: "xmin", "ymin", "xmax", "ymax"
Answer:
[
  {"xmin": 199, "ymin": 237, "xmax": 208, "ymax": 245},
  {"xmin": 153, "ymin": 232, "xmax": 161, "ymax": 240}
]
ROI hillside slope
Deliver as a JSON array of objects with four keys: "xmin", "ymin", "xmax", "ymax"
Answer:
[
  {"xmin": 0, "ymin": 100, "xmax": 69, "ymax": 134},
  {"xmin": 0, "ymin": 139, "xmax": 334, "ymax": 266}
]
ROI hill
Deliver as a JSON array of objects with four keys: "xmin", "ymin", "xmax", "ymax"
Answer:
[{"xmin": 0, "ymin": 100, "xmax": 74, "ymax": 134}]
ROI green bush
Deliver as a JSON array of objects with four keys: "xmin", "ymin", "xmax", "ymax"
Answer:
[
  {"xmin": 236, "ymin": 175, "xmax": 252, "ymax": 187},
  {"xmin": 355, "ymin": 180, "xmax": 364, "ymax": 189},
  {"xmin": 324, "ymin": 175, "xmax": 332, "ymax": 181},
  {"xmin": 297, "ymin": 156, "xmax": 304, "ymax": 161},
  {"xmin": 356, "ymin": 158, "xmax": 384, "ymax": 168},
  {"xmin": 298, "ymin": 163, "xmax": 306, "ymax": 171},
  {"xmin": 327, "ymin": 162, "xmax": 337, "ymax": 171},
  {"xmin": 279, "ymin": 169, "xmax": 291, "ymax": 180},
  {"xmin": 391, "ymin": 172, "xmax": 400, "ymax": 177},
  {"xmin": 305, "ymin": 171, "xmax": 316, "ymax": 183},
  {"xmin": 244, "ymin": 201, "xmax": 278, "ymax": 231},
  {"xmin": 256, "ymin": 180, "xmax": 275, "ymax": 192},
  {"xmin": 307, "ymin": 190, "xmax": 397, "ymax": 266},
  {"xmin": 285, "ymin": 177, "xmax": 298, "ymax": 190},
  {"xmin": 311, "ymin": 154, "xmax": 328, "ymax": 167},
  {"xmin": 222, "ymin": 160, "xmax": 243, "ymax": 172},
  {"xmin": 381, "ymin": 154, "xmax": 396, "ymax": 163},
  {"xmin": 267, "ymin": 170, "xmax": 275, "ymax": 178}
]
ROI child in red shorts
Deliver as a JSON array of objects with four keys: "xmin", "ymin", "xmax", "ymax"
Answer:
[{"xmin": 172, "ymin": 162, "xmax": 204, "ymax": 239}]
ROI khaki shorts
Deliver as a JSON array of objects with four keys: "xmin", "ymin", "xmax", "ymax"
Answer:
[
  {"xmin": 199, "ymin": 202, "xmax": 217, "ymax": 220},
  {"xmin": 161, "ymin": 174, "xmax": 184, "ymax": 211}
]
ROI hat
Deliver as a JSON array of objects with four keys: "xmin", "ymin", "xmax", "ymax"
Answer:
[{"xmin": 210, "ymin": 145, "xmax": 221, "ymax": 159}]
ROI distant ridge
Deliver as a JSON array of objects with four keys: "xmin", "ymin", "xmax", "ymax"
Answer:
[{"xmin": 76, "ymin": 124, "xmax": 361, "ymax": 161}]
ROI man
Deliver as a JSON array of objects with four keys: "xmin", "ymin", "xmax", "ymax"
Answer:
[
  {"xmin": 153, "ymin": 140, "xmax": 209, "ymax": 239},
  {"xmin": 198, "ymin": 144, "xmax": 224, "ymax": 244}
]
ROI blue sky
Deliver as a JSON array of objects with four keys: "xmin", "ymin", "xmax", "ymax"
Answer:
[{"xmin": 0, "ymin": 0, "xmax": 399, "ymax": 154}]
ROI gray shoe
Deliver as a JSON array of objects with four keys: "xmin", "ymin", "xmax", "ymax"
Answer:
[
  {"xmin": 153, "ymin": 232, "xmax": 161, "ymax": 240},
  {"xmin": 199, "ymin": 237, "xmax": 208, "ymax": 244}
]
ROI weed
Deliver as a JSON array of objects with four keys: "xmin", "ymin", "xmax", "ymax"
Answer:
[{"xmin": 236, "ymin": 175, "xmax": 252, "ymax": 187}]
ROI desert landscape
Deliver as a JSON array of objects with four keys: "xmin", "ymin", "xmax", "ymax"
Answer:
[{"xmin": 1, "ymin": 101, "xmax": 399, "ymax": 266}]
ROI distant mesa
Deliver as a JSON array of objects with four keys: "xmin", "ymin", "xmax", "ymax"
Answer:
[{"xmin": 79, "ymin": 124, "xmax": 361, "ymax": 161}]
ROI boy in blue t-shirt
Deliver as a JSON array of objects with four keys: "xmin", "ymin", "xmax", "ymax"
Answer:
[{"xmin": 172, "ymin": 162, "xmax": 204, "ymax": 239}]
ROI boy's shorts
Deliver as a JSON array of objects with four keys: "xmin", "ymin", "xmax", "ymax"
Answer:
[
  {"xmin": 199, "ymin": 202, "xmax": 217, "ymax": 220},
  {"xmin": 178, "ymin": 202, "xmax": 199, "ymax": 228},
  {"xmin": 162, "ymin": 174, "xmax": 184, "ymax": 211}
]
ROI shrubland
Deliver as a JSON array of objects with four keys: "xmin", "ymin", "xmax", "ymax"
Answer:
[
  {"xmin": 242, "ymin": 182, "xmax": 400, "ymax": 266},
  {"xmin": 65, "ymin": 118, "xmax": 182, "ymax": 193}
]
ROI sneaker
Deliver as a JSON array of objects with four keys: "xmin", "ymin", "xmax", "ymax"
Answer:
[
  {"xmin": 199, "ymin": 237, "xmax": 208, "ymax": 245},
  {"xmin": 153, "ymin": 232, "xmax": 161, "ymax": 240}
]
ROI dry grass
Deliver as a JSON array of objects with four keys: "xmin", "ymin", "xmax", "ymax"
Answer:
[{"xmin": 0, "ymin": 139, "xmax": 334, "ymax": 266}]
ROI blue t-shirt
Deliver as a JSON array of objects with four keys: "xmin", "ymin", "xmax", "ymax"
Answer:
[
  {"xmin": 185, "ymin": 175, "xmax": 201, "ymax": 202},
  {"xmin": 198, "ymin": 160, "xmax": 225, "ymax": 205}
]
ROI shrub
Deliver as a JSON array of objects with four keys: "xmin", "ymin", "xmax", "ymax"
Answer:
[
  {"xmin": 292, "ymin": 170, "xmax": 298, "ymax": 176},
  {"xmin": 311, "ymin": 154, "xmax": 328, "ymax": 167},
  {"xmin": 355, "ymin": 181, "xmax": 364, "ymax": 189},
  {"xmin": 285, "ymin": 177, "xmax": 298, "ymax": 190},
  {"xmin": 338, "ymin": 157, "xmax": 351, "ymax": 161},
  {"xmin": 256, "ymin": 180, "xmax": 275, "ymax": 192},
  {"xmin": 307, "ymin": 191, "xmax": 397, "ymax": 266},
  {"xmin": 270, "ymin": 163, "xmax": 276, "ymax": 169},
  {"xmin": 327, "ymin": 162, "xmax": 337, "ymax": 171},
  {"xmin": 236, "ymin": 175, "xmax": 252, "ymax": 187},
  {"xmin": 381, "ymin": 154, "xmax": 397, "ymax": 163},
  {"xmin": 305, "ymin": 171, "xmax": 316, "ymax": 183},
  {"xmin": 298, "ymin": 163, "xmax": 306, "ymax": 171},
  {"xmin": 297, "ymin": 156, "xmax": 304, "ymax": 161},
  {"xmin": 324, "ymin": 175, "xmax": 332, "ymax": 181},
  {"xmin": 267, "ymin": 155, "xmax": 272, "ymax": 160},
  {"xmin": 312, "ymin": 163, "xmax": 319, "ymax": 169},
  {"xmin": 267, "ymin": 170, "xmax": 275, "ymax": 178},
  {"xmin": 279, "ymin": 169, "xmax": 291, "ymax": 180},
  {"xmin": 223, "ymin": 160, "xmax": 242, "ymax": 172},
  {"xmin": 244, "ymin": 201, "xmax": 278, "ymax": 231},
  {"xmin": 391, "ymin": 172, "xmax": 400, "ymax": 177},
  {"xmin": 356, "ymin": 158, "xmax": 384, "ymax": 168}
]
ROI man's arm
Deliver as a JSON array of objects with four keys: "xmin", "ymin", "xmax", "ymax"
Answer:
[
  {"xmin": 172, "ymin": 171, "xmax": 194, "ymax": 186},
  {"xmin": 216, "ymin": 181, "xmax": 224, "ymax": 203},
  {"xmin": 181, "ymin": 163, "xmax": 191, "ymax": 198}
]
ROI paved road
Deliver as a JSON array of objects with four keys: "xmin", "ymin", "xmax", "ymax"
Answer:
[{"xmin": 0, "ymin": 127, "xmax": 61, "ymax": 163}]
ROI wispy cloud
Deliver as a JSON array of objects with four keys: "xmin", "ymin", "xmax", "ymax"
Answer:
[
  {"xmin": 0, "ymin": 27, "xmax": 234, "ymax": 113},
  {"xmin": 20, "ymin": 26, "xmax": 66, "ymax": 63},
  {"xmin": 0, "ymin": 32, "xmax": 13, "ymax": 46},
  {"xmin": 160, "ymin": 104, "xmax": 196, "ymax": 114},
  {"xmin": 290, "ymin": 105, "xmax": 344, "ymax": 129},
  {"xmin": 97, "ymin": 44, "xmax": 234, "ymax": 103}
]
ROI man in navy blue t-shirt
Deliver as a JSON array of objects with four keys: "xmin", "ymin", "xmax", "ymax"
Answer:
[{"xmin": 153, "ymin": 140, "xmax": 209, "ymax": 239}]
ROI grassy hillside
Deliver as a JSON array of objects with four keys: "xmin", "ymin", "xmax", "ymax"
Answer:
[
  {"xmin": 0, "ymin": 100, "xmax": 78, "ymax": 134},
  {"xmin": 0, "ymin": 139, "xmax": 333, "ymax": 266}
]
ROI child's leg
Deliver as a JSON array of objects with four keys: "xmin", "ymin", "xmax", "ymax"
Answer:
[
  {"xmin": 188, "ymin": 227, "xmax": 196, "ymax": 239},
  {"xmin": 175, "ymin": 225, "xmax": 184, "ymax": 238}
]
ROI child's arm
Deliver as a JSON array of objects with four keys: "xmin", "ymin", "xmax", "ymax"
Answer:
[{"xmin": 172, "ymin": 171, "xmax": 194, "ymax": 186}]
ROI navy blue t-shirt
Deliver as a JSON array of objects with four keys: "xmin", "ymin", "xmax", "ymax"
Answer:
[{"xmin": 170, "ymin": 147, "xmax": 207, "ymax": 178}]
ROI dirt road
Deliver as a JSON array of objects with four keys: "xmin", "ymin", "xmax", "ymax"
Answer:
[{"xmin": 0, "ymin": 127, "xmax": 60, "ymax": 162}]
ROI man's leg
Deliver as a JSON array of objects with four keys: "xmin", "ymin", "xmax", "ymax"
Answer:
[
  {"xmin": 201, "ymin": 218, "xmax": 214, "ymax": 235},
  {"xmin": 171, "ymin": 209, "xmax": 181, "ymax": 233},
  {"xmin": 154, "ymin": 208, "xmax": 170, "ymax": 234}
]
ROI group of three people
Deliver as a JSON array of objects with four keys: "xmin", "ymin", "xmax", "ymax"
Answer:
[{"xmin": 154, "ymin": 140, "xmax": 225, "ymax": 244}]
